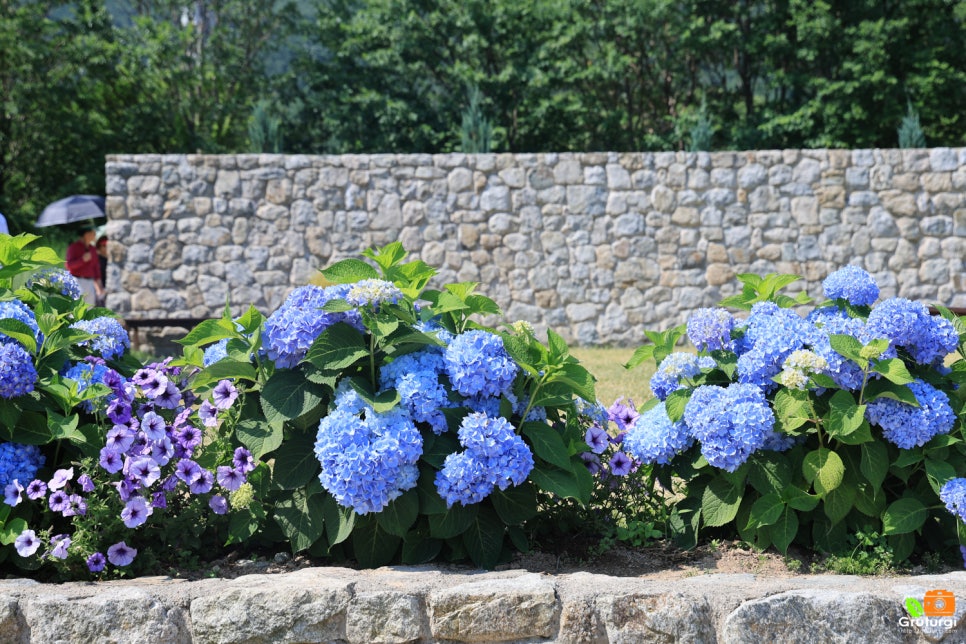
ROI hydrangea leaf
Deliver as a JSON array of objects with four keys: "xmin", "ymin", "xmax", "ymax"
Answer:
[
  {"xmin": 771, "ymin": 388, "xmax": 811, "ymax": 432},
  {"xmin": 551, "ymin": 363, "xmax": 596, "ymax": 404},
  {"xmin": 748, "ymin": 493, "xmax": 784, "ymax": 528},
  {"xmin": 823, "ymin": 485, "xmax": 855, "ymax": 524},
  {"xmin": 193, "ymin": 360, "xmax": 257, "ymax": 388},
  {"xmin": 176, "ymin": 319, "xmax": 235, "ymax": 347},
  {"xmin": 491, "ymin": 482, "xmax": 538, "ymax": 525},
  {"xmin": 826, "ymin": 390, "xmax": 866, "ymax": 440},
  {"xmin": 1, "ymin": 411, "xmax": 51, "ymax": 445},
  {"xmin": 664, "ymin": 389, "xmax": 691, "ymax": 423},
  {"xmin": 871, "ymin": 358, "xmax": 915, "ymax": 385},
  {"xmin": 701, "ymin": 477, "xmax": 742, "ymax": 527},
  {"xmin": 925, "ymin": 458, "xmax": 957, "ymax": 496},
  {"xmin": 859, "ymin": 441, "xmax": 889, "ymax": 489},
  {"xmin": 401, "ymin": 529, "xmax": 442, "ymax": 565},
  {"xmin": 304, "ymin": 322, "xmax": 368, "ymax": 372},
  {"xmin": 271, "ymin": 432, "xmax": 320, "ymax": 490},
  {"xmin": 0, "ymin": 318, "xmax": 37, "ymax": 354},
  {"xmin": 529, "ymin": 465, "xmax": 589, "ymax": 504},
  {"xmin": 828, "ymin": 334, "xmax": 866, "ymax": 366},
  {"xmin": 889, "ymin": 532, "xmax": 916, "ymax": 565},
  {"xmin": 462, "ymin": 507, "xmax": 505, "ymax": 569},
  {"xmin": 260, "ymin": 369, "xmax": 326, "ymax": 425},
  {"xmin": 0, "ymin": 517, "xmax": 27, "ymax": 546},
  {"xmin": 320, "ymin": 258, "xmax": 379, "ymax": 284},
  {"xmin": 748, "ymin": 451, "xmax": 793, "ymax": 496},
  {"xmin": 352, "ymin": 519, "xmax": 402, "ymax": 568},
  {"xmin": 769, "ymin": 507, "xmax": 799, "ymax": 553},
  {"xmin": 882, "ymin": 498, "xmax": 927, "ymax": 535},
  {"xmin": 782, "ymin": 485, "xmax": 820, "ymax": 512},
  {"xmin": 235, "ymin": 418, "xmax": 283, "ymax": 460},
  {"xmin": 803, "ymin": 448, "xmax": 845, "ymax": 496},
  {"xmin": 273, "ymin": 486, "xmax": 327, "ymax": 553},
  {"xmin": 427, "ymin": 504, "xmax": 478, "ymax": 539},
  {"xmin": 892, "ymin": 447, "xmax": 923, "ymax": 468},
  {"xmin": 376, "ymin": 489, "xmax": 419, "ymax": 537},
  {"xmin": 323, "ymin": 495, "xmax": 356, "ymax": 546},
  {"xmin": 624, "ymin": 344, "xmax": 655, "ymax": 370}
]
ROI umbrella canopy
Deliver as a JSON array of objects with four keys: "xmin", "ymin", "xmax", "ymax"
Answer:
[{"xmin": 35, "ymin": 195, "xmax": 105, "ymax": 228}]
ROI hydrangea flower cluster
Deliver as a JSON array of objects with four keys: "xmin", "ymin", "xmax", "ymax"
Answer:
[
  {"xmin": 345, "ymin": 279, "xmax": 403, "ymax": 308},
  {"xmin": 822, "ymin": 265, "xmax": 879, "ymax": 306},
  {"xmin": 735, "ymin": 302, "xmax": 817, "ymax": 391},
  {"xmin": 262, "ymin": 284, "xmax": 364, "ymax": 369},
  {"xmin": 778, "ymin": 349, "xmax": 829, "ymax": 390},
  {"xmin": 379, "ymin": 348, "xmax": 453, "ymax": 434},
  {"xmin": 444, "ymin": 330, "xmax": 518, "ymax": 398},
  {"xmin": 70, "ymin": 317, "xmax": 130, "ymax": 361},
  {"xmin": 0, "ymin": 342, "xmax": 38, "ymax": 398},
  {"xmin": 940, "ymin": 479, "xmax": 966, "ymax": 524},
  {"xmin": 26, "ymin": 267, "xmax": 82, "ymax": 299},
  {"xmin": 865, "ymin": 297, "xmax": 958, "ymax": 365},
  {"xmin": 203, "ymin": 339, "xmax": 229, "ymax": 366},
  {"xmin": 315, "ymin": 385, "xmax": 423, "ymax": 514},
  {"xmin": 865, "ymin": 379, "xmax": 956, "ymax": 449},
  {"xmin": 63, "ymin": 359, "xmax": 123, "ymax": 412},
  {"xmin": 683, "ymin": 384, "xmax": 780, "ymax": 472},
  {"xmin": 0, "ymin": 442, "xmax": 45, "ymax": 491},
  {"xmin": 435, "ymin": 412, "xmax": 534, "ymax": 507},
  {"xmin": 623, "ymin": 404, "xmax": 693, "ymax": 466},
  {"xmin": 649, "ymin": 352, "xmax": 716, "ymax": 400},
  {"xmin": 16, "ymin": 358, "xmax": 250, "ymax": 573},
  {"xmin": 0, "ymin": 299, "xmax": 43, "ymax": 348},
  {"xmin": 687, "ymin": 307, "xmax": 736, "ymax": 351}
]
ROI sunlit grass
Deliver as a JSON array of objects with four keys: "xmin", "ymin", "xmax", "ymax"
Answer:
[{"xmin": 570, "ymin": 347, "xmax": 655, "ymax": 408}]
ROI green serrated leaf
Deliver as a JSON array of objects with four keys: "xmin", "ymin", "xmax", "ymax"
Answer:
[
  {"xmin": 491, "ymin": 483, "xmax": 538, "ymax": 525},
  {"xmin": 322, "ymin": 495, "xmax": 356, "ymax": 546},
  {"xmin": 462, "ymin": 507, "xmax": 506, "ymax": 569},
  {"xmin": 271, "ymin": 432, "xmax": 320, "ymax": 490},
  {"xmin": 521, "ymin": 422, "xmax": 572, "ymax": 471},
  {"xmin": 664, "ymin": 389, "xmax": 691, "ymax": 423},
  {"xmin": 351, "ymin": 518, "xmax": 401, "ymax": 567},
  {"xmin": 701, "ymin": 477, "xmax": 742, "ymax": 527},
  {"xmin": 273, "ymin": 486, "xmax": 327, "ymax": 553},
  {"xmin": 859, "ymin": 441, "xmax": 889, "ymax": 489},
  {"xmin": 802, "ymin": 448, "xmax": 845, "ymax": 496},
  {"xmin": 871, "ymin": 358, "xmax": 915, "ymax": 385},
  {"xmin": 376, "ymin": 489, "xmax": 419, "ymax": 537},
  {"xmin": 236, "ymin": 418, "xmax": 284, "ymax": 459},
  {"xmin": 770, "ymin": 507, "xmax": 799, "ymax": 553},
  {"xmin": 882, "ymin": 498, "xmax": 927, "ymax": 535},
  {"xmin": 823, "ymin": 485, "xmax": 855, "ymax": 524},
  {"xmin": 748, "ymin": 493, "xmax": 785, "ymax": 528},
  {"xmin": 428, "ymin": 504, "xmax": 478, "ymax": 538},
  {"xmin": 304, "ymin": 322, "xmax": 368, "ymax": 371},
  {"xmin": 320, "ymin": 258, "xmax": 379, "ymax": 284},
  {"xmin": 782, "ymin": 485, "xmax": 820, "ymax": 512}
]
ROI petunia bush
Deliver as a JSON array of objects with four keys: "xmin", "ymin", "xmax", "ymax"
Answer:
[
  {"xmin": 617, "ymin": 267, "xmax": 966, "ymax": 564},
  {"xmin": 179, "ymin": 242, "xmax": 601, "ymax": 568}
]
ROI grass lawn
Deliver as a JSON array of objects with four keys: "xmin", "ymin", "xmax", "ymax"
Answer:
[{"xmin": 570, "ymin": 346, "xmax": 655, "ymax": 408}]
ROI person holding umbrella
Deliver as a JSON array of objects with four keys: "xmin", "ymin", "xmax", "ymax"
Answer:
[{"xmin": 65, "ymin": 225, "xmax": 103, "ymax": 305}]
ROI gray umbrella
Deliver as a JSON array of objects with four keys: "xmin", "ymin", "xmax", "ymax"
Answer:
[{"xmin": 35, "ymin": 195, "xmax": 106, "ymax": 227}]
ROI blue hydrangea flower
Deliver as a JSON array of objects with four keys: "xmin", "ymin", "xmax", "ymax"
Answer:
[
  {"xmin": 940, "ymin": 479, "xmax": 966, "ymax": 524},
  {"xmin": 315, "ymin": 390, "xmax": 423, "ymax": 515},
  {"xmin": 444, "ymin": 330, "xmax": 518, "ymax": 398},
  {"xmin": 807, "ymin": 311, "xmax": 868, "ymax": 390},
  {"xmin": 0, "ymin": 299, "xmax": 42, "ymax": 349},
  {"xmin": 262, "ymin": 284, "xmax": 364, "ymax": 369},
  {"xmin": 380, "ymin": 348, "xmax": 453, "ymax": 434},
  {"xmin": 71, "ymin": 317, "xmax": 130, "ymax": 360},
  {"xmin": 435, "ymin": 412, "xmax": 534, "ymax": 507},
  {"xmin": 0, "ymin": 343, "xmax": 38, "ymax": 399},
  {"xmin": 822, "ymin": 265, "xmax": 879, "ymax": 306},
  {"xmin": 687, "ymin": 307, "xmax": 736, "ymax": 352},
  {"xmin": 63, "ymin": 361, "xmax": 120, "ymax": 412},
  {"xmin": 865, "ymin": 298, "xmax": 958, "ymax": 365},
  {"xmin": 345, "ymin": 279, "xmax": 403, "ymax": 309},
  {"xmin": 26, "ymin": 267, "xmax": 82, "ymax": 299},
  {"xmin": 736, "ymin": 303, "xmax": 816, "ymax": 392},
  {"xmin": 577, "ymin": 398, "xmax": 610, "ymax": 426},
  {"xmin": 0, "ymin": 442, "xmax": 46, "ymax": 491},
  {"xmin": 683, "ymin": 383, "xmax": 779, "ymax": 472},
  {"xmin": 865, "ymin": 379, "xmax": 956, "ymax": 449},
  {"xmin": 649, "ymin": 352, "xmax": 716, "ymax": 400},
  {"xmin": 203, "ymin": 339, "xmax": 229, "ymax": 366},
  {"xmin": 623, "ymin": 404, "xmax": 693, "ymax": 465}
]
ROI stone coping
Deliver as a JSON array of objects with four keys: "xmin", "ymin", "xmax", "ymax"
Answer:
[{"xmin": 2, "ymin": 565, "xmax": 966, "ymax": 642}]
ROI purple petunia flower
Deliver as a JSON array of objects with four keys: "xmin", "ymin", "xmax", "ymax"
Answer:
[
  {"xmin": 48, "ymin": 467, "xmax": 74, "ymax": 491},
  {"xmin": 608, "ymin": 451, "xmax": 634, "ymax": 476},
  {"xmin": 99, "ymin": 447, "xmax": 123, "ymax": 474},
  {"xmin": 232, "ymin": 447, "xmax": 255, "ymax": 474},
  {"xmin": 77, "ymin": 473, "xmax": 95, "ymax": 493},
  {"xmin": 3, "ymin": 480, "xmax": 23, "ymax": 506},
  {"xmin": 87, "ymin": 552, "xmax": 106, "ymax": 572},
  {"xmin": 189, "ymin": 469, "xmax": 214, "ymax": 494},
  {"xmin": 14, "ymin": 529, "xmax": 41, "ymax": 557},
  {"xmin": 25, "ymin": 479, "xmax": 47, "ymax": 500},
  {"xmin": 584, "ymin": 425, "xmax": 609, "ymax": 454},
  {"xmin": 48, "ymin": 490, "xmax": 69, "ymax": 513},
  {"xmin": 50, "ymin": 534, "xmax": 71, "ymax": 559},
  {"xmin": 607, "ymin": 397, "xmax": 640, "ymax": 432},
  {"xmin": 121, "ymin": 496, "xmax": 152, "ymax": 528},
  {"xmin": 175, "ymin": 425, "xmax": 203, "ymax": 452},
  {"xmin": 175, "ymin": 459, "xmax": 203, "ymax": 484},
  {"xmin": 139, "ymin": 411, "xmax": 167, "ymax": 442},
  {"xmin": 127, "ymin": 456, "xmax": 161, "ymax": 488},
  {"xmin": 198, "ymin": 401, "xmax": 219, "ymax": 428},
  {"xmin": 209, "ymin": 494, "xmax": 228, "ymax": 514},
  {"xmin": 216, "ymin": 466, "xmax": 245, "ymax": 492},
  {"xmin": 212, "ymin": 380, "xmax": 239, "ymax": 410},
  {"xmin": 107, "ymin": 541, "xmax": 137, "ymax": 566},
  {"xmin": 63, "ymin": 494, "xmax": 87, "ymax": 517},
  {"xmin": 152, "ymin": 491, "xmax": 167, "ymax": 509},
  {"xmin": 153, "ymin": 381, "xmax": 182, "ymax": 409}
]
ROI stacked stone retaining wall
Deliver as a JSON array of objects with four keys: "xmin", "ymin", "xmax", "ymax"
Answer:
[{"xmin": 105, "ymin": 149, "xmax": 966, "ymax": 347}]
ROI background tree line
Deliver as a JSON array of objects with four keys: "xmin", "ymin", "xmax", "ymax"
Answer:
[{"xmin": 3, "ymin": 0, "xmax": 966, "ymax": 232}]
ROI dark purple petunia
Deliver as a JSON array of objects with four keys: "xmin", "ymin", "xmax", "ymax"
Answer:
[
  {"xmin": 216, "ymin": 466, "xmax": 245, "ymax": 491},
  {"xmin": 87, "ymin": 552, "xmax": 106, "ymax": 572},
  {"xmin": 233, "ymin": 447, "xmax": 255, "ymax": 474},
  {"xmin": 608, "ymin": 451, "xmax": 634, "ymax": 476}
]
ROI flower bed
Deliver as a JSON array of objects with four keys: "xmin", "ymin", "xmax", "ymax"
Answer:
[{"xmin": 0, "ymin": 233, "xmax": 963, "ymax": 581}]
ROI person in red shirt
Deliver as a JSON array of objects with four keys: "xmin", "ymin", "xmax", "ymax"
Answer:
[{"xmin": 65, "ymin": 225, "xmax": 103, "ymax": 305}]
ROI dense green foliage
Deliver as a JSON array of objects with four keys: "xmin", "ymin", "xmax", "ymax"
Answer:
[{"xmin": 5, "ymin": 0, "xmax": 966, "ymax": 230}]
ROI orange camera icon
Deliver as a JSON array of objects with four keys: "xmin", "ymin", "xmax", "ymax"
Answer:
[{"xmin": 924, "ymin": 590, "xmax": 956, "ymax": 617}]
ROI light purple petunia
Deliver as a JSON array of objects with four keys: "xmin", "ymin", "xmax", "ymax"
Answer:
[
  {"xmin": 77, "ymin": 473, "xmax": 95, "ymax": 493},
  {"xmin": 3, "ymin": 480, "xmax": 23, "ymax": 506},
  {"xmin": 14, "ymin": 529, "xmax": 41, "ymax": 557},
  {"xmin": 233, "ymin": 447, "xmax": 255, "ymax": 474},
  {"xmin": 139, "ymin": 411, "xmax": 167, "ymax": 441},
  {"xmin": 48, "ymin": 467, "xmax": 74, "ymax": 490},
  {"xmin": 121, "ymin": 496, "xmax": 152, "ymax": 528},
  {"xmin": 216, "ymin": 466, "xmax": 245, "ymax": 491},
  {"xmin": 48, "ymin": 490, "xmax": 69, "ymax": 513},
  {"xmin": 199, "ymin": 401, "xmax": 219, "ymax": 428},
  {"xmin": 25, "ymin": 479, "xmax": 47, "ymax": 500},
  {"xmin": 209, "ymin": 494, "xmax": 228, "ymax": 515},
  {"xmin": 212, "ymin": 380, "xmax": 239, "ymax": 410},
  {"xmin": 50, "ymin": 534, "xmax": 71, "ymax": 559},
  {"xmin": 608, "ymin": 451, "xmax": 634, "ymax": 476},
  {"xmin": 99, "ymin": 448, "xmax": 123, "ymax": 474},
  {"xmin": 107, "ymin": 541, "xmax": 137, "ymax": 566}
]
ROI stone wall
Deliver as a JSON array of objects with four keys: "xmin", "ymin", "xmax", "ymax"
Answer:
[
  {"xmin": 3, "ymin": 566, "xmax": 966, "ymax": 642},
  {"xmin": 105, "ymin": 150, "xmax": 966, "ymax": 347}
]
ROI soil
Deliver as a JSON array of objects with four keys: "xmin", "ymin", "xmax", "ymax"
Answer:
[{"xmin": 165, "ymin": 539, "xmax": 960, "ymax": 582}]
